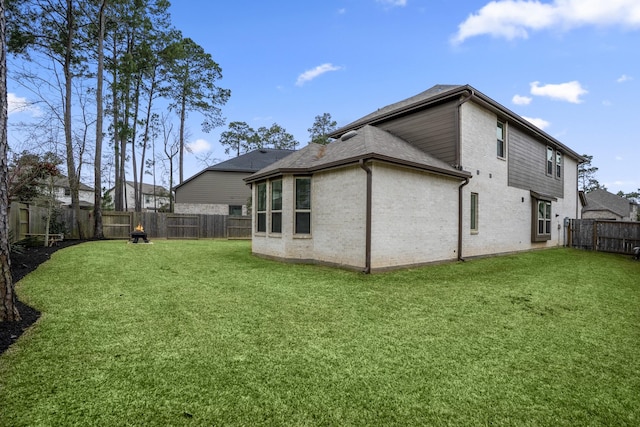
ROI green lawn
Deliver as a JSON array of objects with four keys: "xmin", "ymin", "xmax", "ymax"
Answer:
[{"xmin": 1, "ymin": 240, "xmax": 639, "ymax": 426}]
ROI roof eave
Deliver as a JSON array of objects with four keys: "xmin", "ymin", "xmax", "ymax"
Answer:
[{"xmin": 244, "ymin": 154, "xmax": 471, "ymax": 184}]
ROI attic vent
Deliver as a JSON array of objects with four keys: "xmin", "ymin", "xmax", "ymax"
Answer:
[{"xmin": 341, "ymin": 130, "xmax": 358, "ymax": 142}]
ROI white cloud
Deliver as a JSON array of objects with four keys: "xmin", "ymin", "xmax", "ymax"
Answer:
[
  {"xmin": 377, "ymin": 0, "xmax": 407, "ymax": 7},
  {"xmin": 296, "ymin": 63, "xmax": 342, "ymax": 86},
  {"xmin": 617, "ymin": 74, "xmax": 633, "ymax": 83},
  {"xmin": 186, "ymin": 138, "xmax": 211, "ymax": 154},
  {"xmin": 512, "ymin": 94, "xmax": 532, "ymax": 105},
  {"xmin": 338, "ymin": 8, "xmax": 347, "ymax": 15},
  {"xmin": 522, "ymin": 116, "xmax": 550, "ymax": 130},
  {"xmin": 7, "ymin": 93, "xmax": 41, "ymax": 116},
  {"xmin": 452, "ymin": 0, "xmax": 640, "ymax": 44},
  {"xmin": 530, "ymin": 81, "xmax": 587, "ymax": 104}
]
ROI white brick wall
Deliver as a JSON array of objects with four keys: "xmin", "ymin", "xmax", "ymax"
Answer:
[
  {"xmin": 370, "ymin": 163, "xmax": 460, "ymax": 268},
  {"xmin": 460, "ymin": 101, "xmax": 579, "ymax": 257}
]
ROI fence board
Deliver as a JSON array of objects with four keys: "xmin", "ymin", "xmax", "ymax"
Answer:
[
  {"xmin": 570, "ymin": 219, "xmax": 640, "ymax": 255},
  {"xmin": 227, "ymin": 216, "xmax": 251, "ymax": 239},
  {"xmin": 9, "ymin": 204, "xmax": 250, "ymax": 241}
]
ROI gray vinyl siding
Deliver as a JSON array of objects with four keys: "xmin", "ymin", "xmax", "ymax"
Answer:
[
  {"xmin": 377, "ymin": 101, "xmax": 458, "ymax": 165},
  {"xmin": 508, "ymin": 127, "xmax": 563, "ymax": 198},
  {"xmin": 175, "ymin": 171, "xmax": 251, "ymax": 204}
]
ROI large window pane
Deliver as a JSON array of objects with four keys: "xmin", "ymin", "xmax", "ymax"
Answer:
[
  {"xmin": 296, "ymin": 178, "xmax": 311, "ymax": 209},
  {"xmin": 257, "ymin": 213, "xmax": 266, "ymax": 232},
  {"xmin": 295, "ymin": 212, "xmax": 311, "ymax": 234},
  {"xmin": 271, "ymin": 180, "xmax": 282, "ymax": 211},
  {"xmin": 257, "ymin": 182, "xmax": 266, "ymax": 211},
  {"xmin": 271, "ymin": 212, "xmax": 282, "ymax": 233}
]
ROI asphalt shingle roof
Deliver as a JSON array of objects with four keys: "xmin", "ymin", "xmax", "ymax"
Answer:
[
  {"xmin": 583, "ymin": 188, "xmax": 636, "ymax": 217},
  {"xmin": 246, "ymin": 125, "xmax": 470, "ymax": 182}
]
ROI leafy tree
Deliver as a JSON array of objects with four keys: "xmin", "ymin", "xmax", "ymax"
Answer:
[
  {"xmin": 219, "ymin": 121, "xmax": 256, "ymax": 157},
  {"xmin": 308, "ymin": 113, "xmax": 337, "ymax": 145},
  {"xmin": 7, "ymin": 0, "xmax": 90, "ymax": 238},
  {"xmin": 162, "ymin": 36, "xmax": 230, "ymax": 183},
  {"xmin": 1, "ymin": 0, "xmax": 18, "ymax": 322},
  {"xmin": 616, "ymin": 190, "xmax": 640, "ymax": 204},
  {"xmin": 256, "ymin": 123, "xmax": 298, "ymax": 150},
  {"xmin": 8, "ymin": 151, "xmax": 61, "ymax": 202},
  {"xmin": 578, "ymin": 154, "xmax": 606, "ymax": 193}
]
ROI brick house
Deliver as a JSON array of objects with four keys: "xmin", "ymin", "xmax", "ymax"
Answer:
[{"xmin": 244, "ymin": 84, "xmax": 585, "ymax": 272}]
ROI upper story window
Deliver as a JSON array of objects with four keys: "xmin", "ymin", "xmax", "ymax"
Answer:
[
  {"xmin": 496, "ymin": 121, "xmax": 506, "ymax": 158},
  {"xmin": 556, "ymin": 152, "xmax": 562, "ymax": 178},
  {"xmin": 271, "ymin": 179, "xmax": 282, "ymax": 233},
  {"xmin": 256, "ymin": 182, "xmax": 267, "ymax": 233},
  {"xmin": 295, "ymin": 177, "xmax": 311, "ymax": 235},
  {"xmin": 546, "ymin": 147, "xmax": 554, "ymax": 176},
  {"xmin": 229, "ymin": 205, "xmax": 243, "ymax": 216}
]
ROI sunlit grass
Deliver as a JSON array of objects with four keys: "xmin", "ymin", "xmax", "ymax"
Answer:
[{"xmin": 1, "ymin": 240, "xmax": 639, "ymax": 426}]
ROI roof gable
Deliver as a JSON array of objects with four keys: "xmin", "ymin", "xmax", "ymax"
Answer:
[
  {"xmin": 246, "ymin": 125, "xmax": 470, "ymax": 182},
  {"xmin": 176, "ymin": 148, "xmax": 295, "ymax": 189},
  {"xmin": 329, "ymin": 84, "xmax": 584, "ymax": 162},
  {"xmin": 583, "ymin": 188, "xmax": 635, "ymax": 217}
]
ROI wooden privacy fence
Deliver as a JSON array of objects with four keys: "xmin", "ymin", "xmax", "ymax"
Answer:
[
  {"xmin": 9, "ymin": 202, "xmax": 252, "ymax": 241},
  {"xmin": 570, "ymin": 219, "xmax": 640, "ymax": 254}
]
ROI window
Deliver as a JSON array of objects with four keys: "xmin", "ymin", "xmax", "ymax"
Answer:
[
  {"xmin": 256, "ymin": 182, "xmax": 267, "ymax": 232},
  {"xmin": 229, "ymin": 205, "xmax": 243, "ymax": 216},
  {"xmin": 556, "ymin": 151, "xmax": 562, "ymax": 178},
  {"xmin": 271, "ymin": 179, "xmax": 282, "ymax": 233},
  {"xmin": 470, "ymin": 193, "xmax": 479, "ymax": 233},
  {"xmin": 64, "ymin": 188, "xmax": 71, "ymax": 196},
  {"xmin": 546, "ymin": 147, "xmax": 554, "ymax": 176},
  {"xmin": 295, "ymin": 177, "xmax": 311, "ymax": 234},
  {"xmin": 532, "ymin": 199, "xmax": 552, "ymax": 242},
  {"xmin": 496, "ymin": 121, "xmax": 505, "ymax": 158}
]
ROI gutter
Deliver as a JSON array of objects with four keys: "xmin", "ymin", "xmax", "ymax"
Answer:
[
  {"xmin": 456, "ymin": 89, "xmax": 473, "ymax": 262},
  {"xmin": 457, "ymin": 177, "xmax": 470, "ymax": 261},
  {"xmin": 359, "ymin": 159, "xmax": 372, "ymax": 274}
]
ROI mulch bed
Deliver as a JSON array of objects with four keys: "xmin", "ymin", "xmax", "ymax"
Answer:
[{"xmin": 0, "ymin": 240, "xmax": 84, "ymax": 355}]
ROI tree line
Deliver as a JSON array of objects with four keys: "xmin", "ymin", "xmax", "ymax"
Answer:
[{"xmin": 5, "ymin": 0, "xmax": 229, "ymax": 239}]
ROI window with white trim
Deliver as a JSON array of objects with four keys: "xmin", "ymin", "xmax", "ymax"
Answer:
[
  {"xmin": 295, "ymin": 177, "xmax": 311, "ymax": 234},
  {"xmin": 532, "ymin": 199, "xmax": 552, "ymax": 242},
  {"xmin": 546, "ymin": 147, "xmax": 554, "ymax": 176},
  {"xmin": 470, "ymin": 192, "xmax": 479, "ymax": 233},
  {"xmin": 497, "ymin": 121, "xmax": 506, "ymax": 158},
  {"xmin": 256, "ymin": 182, "xmax": 267, "ymax": 233},
  {"xmin": 556, "ymin": 151, "xmax": 562, "ymax": 178},
  {"xmin": 271, "ymin": 179, "xmax": 282, "ymax": 233}
]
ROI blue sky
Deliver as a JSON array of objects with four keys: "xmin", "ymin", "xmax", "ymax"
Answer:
[{"xmin": 8, "ymin": 0, "xmax": 640, "ymax": 193}]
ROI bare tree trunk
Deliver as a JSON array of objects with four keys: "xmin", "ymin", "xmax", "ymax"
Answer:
[
  {"xmin": 0, "ymin": 0, "xmax": 19, "ymax": 322},
  {"xmin": 93, "ymin": 0, "xmax": 107, "ymax": 239},
  {"xmin": 179, "ymin": 96, "xmax": 186, "ymax": 184}
]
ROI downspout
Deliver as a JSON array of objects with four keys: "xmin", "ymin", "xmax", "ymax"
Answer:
[
  {"xmin": 359, "ymin": 159, "xmax": 372, "ymax": 274},
  {"xmin": 456, "ymin": 89, "xmax": 473, "ymax": 262},
  {"xmin": 458, "ymin": 177, "xmax": 470, "ymax": 261}
]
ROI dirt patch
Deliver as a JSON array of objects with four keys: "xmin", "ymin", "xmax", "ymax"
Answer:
[{"xmin": 1, "ymin": 240, "xmax": 85, "ymax": 355}]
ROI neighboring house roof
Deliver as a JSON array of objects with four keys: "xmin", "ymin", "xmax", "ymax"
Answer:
[
  {"xmin": 328, "ymin": 84, "xmax": 585, "ymax": 162},
  {"xmin": 52, "ymin": 175, "xmax": 94, "ymax": 192},
  {"xmin": 125, "ymin": 181, "xmax": 169, "ymax": 196},
  {"xmin": 175, "ymin": 148, "xmax": 295, "ymax": 190},
  {"xmin": 245, "ymin": 125, "xmax": 471, "ymax": 183},
  {"xmin": 582, "ymin": 188, "xmax": 637, "ymax": 218}
]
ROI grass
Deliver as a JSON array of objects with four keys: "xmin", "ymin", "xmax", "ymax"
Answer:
[{"xmin": 1, "ymin": 240, "xmax": 639, "ymax": 426}]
